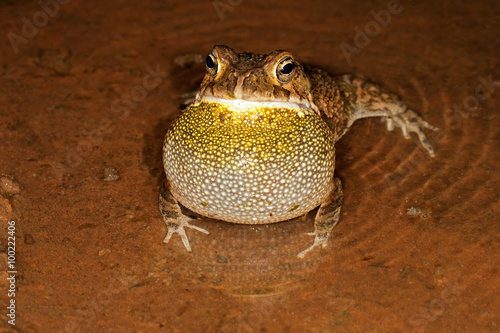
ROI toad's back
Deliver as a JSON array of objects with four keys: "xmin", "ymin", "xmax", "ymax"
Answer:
[{"xmin": 163, "ymin": 102, "xmax": 336, "ymax": 224}]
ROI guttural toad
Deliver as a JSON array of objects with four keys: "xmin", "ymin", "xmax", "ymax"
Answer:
[{"xmin": 159, "ymin": 45, "xmax": 437, "ymax": 257}]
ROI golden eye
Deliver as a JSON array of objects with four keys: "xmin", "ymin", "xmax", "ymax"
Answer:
[
  {"xmin": 275, "ymin": 56, "xmax": 295, "ymax": 83},
  {"xmin": 206, "ymin": 50, "xmax": 218, "ymax": 77}
]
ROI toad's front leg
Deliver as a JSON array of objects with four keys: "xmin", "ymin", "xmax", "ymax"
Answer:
[
  {"xmin": 298, "ymin": 177, "xmax": 343, "ymax": 258},
  {"xmin": 342, "ymin": 74, "xmax": 439, "ymax": 156},
  {"xmin": 159, "ymin": 179, "xmax": 209, "ymax": 252}
]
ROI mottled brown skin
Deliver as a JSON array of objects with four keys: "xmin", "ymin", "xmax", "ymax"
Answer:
[{"xmin": 160, "ymin": 45, "xmax": 437, "ymax": 258}]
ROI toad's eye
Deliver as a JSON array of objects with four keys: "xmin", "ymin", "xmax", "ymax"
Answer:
[
  {"xmin": 276, "ymin": 56, "xmax": 296, "ymax": 83},
  {"xmin": 280, "ymin": 63, "xmax": 294, "ymax": 74},
  {"xmin": 206, "ymin": 51, "xmax": 218, "ymax": 77}
]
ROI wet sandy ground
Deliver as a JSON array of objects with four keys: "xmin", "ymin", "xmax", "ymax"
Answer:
[{"xmin": 0, "ymin": 0, "xmax": 499, "ymax": 332}]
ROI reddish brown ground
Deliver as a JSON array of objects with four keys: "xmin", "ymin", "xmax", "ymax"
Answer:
[{"xmin": 0, "ymin": 0, "xmax": 498, "ymax": 332}]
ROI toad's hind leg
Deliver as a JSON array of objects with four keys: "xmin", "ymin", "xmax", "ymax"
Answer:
[
  {"xmin": 298, "ymin": 177, "xmax": 343, "ymax": 258},
  {"xmin": 159, "ymin": 179, "xmax": 209, "ymax": 252},
  {"xmin": 342, "ymin": 74, "xmax": 439, "ymax": 156}
]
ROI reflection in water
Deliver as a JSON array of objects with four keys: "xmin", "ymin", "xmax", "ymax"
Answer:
[{"xmin": 164, "ymin": 213, "xmax": 329, "ymax": 296}]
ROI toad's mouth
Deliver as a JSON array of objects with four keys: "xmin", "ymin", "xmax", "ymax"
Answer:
[{"xmin": 199, "ymin": 96, "xmax": 315, "ymax": 113}]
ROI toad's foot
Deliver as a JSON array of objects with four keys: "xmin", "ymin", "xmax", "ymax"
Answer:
[
  {"xmin": 297, "ymin": 230, "xmax": 332, "ymax": 259},
  {"xmin": 159, "ymin": 179, "xmax": 209, "ymax": 252},
  {"xmin": 383, "ymin": 108, "xmax": 439, "ymax": 157},
  {"xmin": 298, "ymin": 178, "xmax": 343, "ymax": 258},
  {"xmin": 343, "ymin": 74, "xmax": 439, "ymax": 157},
  {"xmin": 163, "ymin": 215, "xmax": 209, "ymax": 252}
]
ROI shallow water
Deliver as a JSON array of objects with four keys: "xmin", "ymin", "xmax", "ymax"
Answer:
[{"xmin": 0, "ymin": 0, "xmax": 498, "ymax": 331}]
